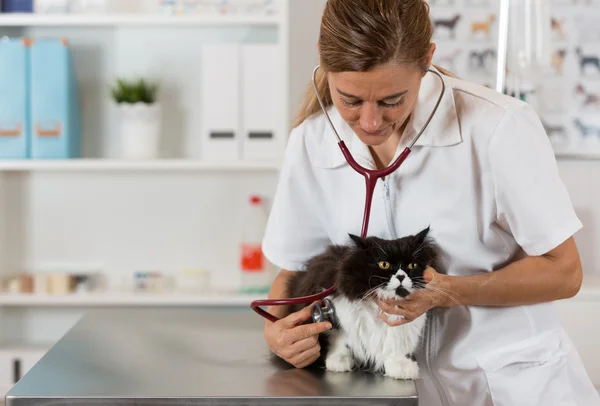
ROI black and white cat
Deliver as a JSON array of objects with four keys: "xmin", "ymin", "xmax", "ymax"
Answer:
[{"xmin": 286, "ymin": 227, "xmax": 439, "ymax": 380}]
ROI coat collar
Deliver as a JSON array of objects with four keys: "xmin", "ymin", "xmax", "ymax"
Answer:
[{"xmin": 314, "ymin": 66, "xmax": 462, "ymax": 169}]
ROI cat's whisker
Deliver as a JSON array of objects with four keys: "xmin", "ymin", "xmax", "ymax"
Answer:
[
  {"xmin": 368, "ymin": 275, "xmax": 388, "ymax": 289},
  {"xmin": 411, "ymin": 240, "xmax": 428, "ymax": 258},
  {"xmin": 360, "ymin": 283, "xmax": 386, "ymax": 304},
  {"xmin": 363, "ymin": 285, "xmax": 384, "ymax": 300},
  {"xmin": 419, "ymin": 284, "xmax": 468, "ymax": 314},
  {"xmin": 416, "ymin": 279, "xmax": 463, "ymax": 298},
  {"xmin": 371, "ymin": 240, "xmax": 388, "ymax": 258},
  {"xmin": 415, "ymin": 288, "xmax": 439, "ymax": 306},
  {"xmin": 412, "ymin": 278, "xmax": 461, "ymax": 300}
]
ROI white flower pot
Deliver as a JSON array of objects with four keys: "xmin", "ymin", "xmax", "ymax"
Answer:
[{"xmin": 117, "ymin": 103, "xmax": 161, "ymax": 159}]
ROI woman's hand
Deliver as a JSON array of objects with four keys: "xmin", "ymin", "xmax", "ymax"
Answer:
[
  {"xmin": 375, "ymin": 268, "xmax": 454, "ymax": 327},
  {"xmin": 264, "ymin": 301, "xmax": 333, "ymax": 368}
]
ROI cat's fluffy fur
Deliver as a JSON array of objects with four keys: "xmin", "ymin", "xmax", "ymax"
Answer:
[{"xmin": 286, "ymin": 227, "xmax": 439, "ymax": 380}]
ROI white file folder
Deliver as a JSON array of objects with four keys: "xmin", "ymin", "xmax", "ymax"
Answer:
[
  {"xmin": 200, "ymin": 43, "xmax": 241, "ymax": 161},
  {"xmin": 241, "ymin": 44, "xmax": 283, "ymax": 161}
]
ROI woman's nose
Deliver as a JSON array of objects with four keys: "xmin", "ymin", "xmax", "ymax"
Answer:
[{"xmin": 360, "ymin": 104, "xmax": 383, "ymax": 132}]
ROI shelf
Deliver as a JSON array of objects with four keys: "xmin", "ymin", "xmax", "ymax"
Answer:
[
  {"xmin": 574, "ymin": 276, "xmax": 600, "ymax": 301},
  {"xmin": 0, "ymin": 159, "xmax": 280, "ymax": 172},
  {"xmin": 0, "ymin": 13, "xmax": 281, "ymax": 27},
  {"xmin": 0, "ymin": 292, "xmax": 266, "ymax": 307}
]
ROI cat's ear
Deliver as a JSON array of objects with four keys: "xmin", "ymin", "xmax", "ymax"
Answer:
[
  {"xmin": 415, "ymin": 226, "xmax": 431, "ymax": 243},
  {"xmin": 348, "ymin": 234, "xmax": 367, "ymax": 249}
]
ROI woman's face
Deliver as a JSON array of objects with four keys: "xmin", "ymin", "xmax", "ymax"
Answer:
[{"xmin": 327, "ymin": 60, "xmax": 430, "ymax": 147}]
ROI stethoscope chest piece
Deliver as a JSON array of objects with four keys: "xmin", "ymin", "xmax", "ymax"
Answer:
[{"xmin": 311, "ymin": 298, "xmax": 339, "ymax": 329}]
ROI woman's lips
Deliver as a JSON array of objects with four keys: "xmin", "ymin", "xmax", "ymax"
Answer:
[{"xmin": 363, "ymin": 127, "xmax": 387, "ymax": 135}]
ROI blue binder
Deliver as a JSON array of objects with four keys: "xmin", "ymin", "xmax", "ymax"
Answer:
[
  {"xmin": 1, "ymin": 0, "xmax": 33, "ymax": 12},
  {"xmin": 30, "ymin": 38, "xmax": 81, "ymax": 159},
  {"xmin": 0, "ymin": 38, "xmax": 30, "ymax": 159}
]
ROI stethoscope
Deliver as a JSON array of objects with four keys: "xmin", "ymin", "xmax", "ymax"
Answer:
[{"xmin": 251, "ymin": 65, "xmax": 445, "ymax": 326}]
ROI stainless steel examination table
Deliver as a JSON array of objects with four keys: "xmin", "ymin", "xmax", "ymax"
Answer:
[{"xmin": 5, "ymin": 308, "xmax": 418, "ymax": 405}]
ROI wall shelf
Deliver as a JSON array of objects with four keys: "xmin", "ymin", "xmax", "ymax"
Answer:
[
  {"xmin": 573, "ymin": 276, "xmax": 600, "ymax": 302},
  {"xmin": 0, "ymin": 13, "xmax": 281, "ymax": 27},
  {"xmin": 0, "ymin": 159, "xmax": 280, "ymax": 172},
  {"xmin": 0, "ymin": 292, "xmax": 265, "ymax": 307}
]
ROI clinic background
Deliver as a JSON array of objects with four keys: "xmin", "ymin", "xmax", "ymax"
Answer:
[{"xmin": 0, "ymin": 0, "xmax": 598, "ymax": 400}]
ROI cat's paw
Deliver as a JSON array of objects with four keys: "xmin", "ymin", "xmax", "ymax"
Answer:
[
  {"xmin": 384, "ymin": 359, "xmax": 419, "ymax": 380},
  {"xmin": 325, "ymin": 353, "xmax": 355, "ymax": 373}
]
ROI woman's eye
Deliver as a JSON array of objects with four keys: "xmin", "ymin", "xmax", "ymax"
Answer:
[
  {"xmin": 378, "ymin": 261, "xmax": 391, "ymax": 270},
  {"xmin": 341, "ymin": 98, "xmax": 361, "ymax": 107},
  {"xmin": 380, "ymin": 98, "xmax": 404, "ymax": 108},
  {"xmin": 407, "ymin": 263, "xmax": 418, "ymax": 270}
]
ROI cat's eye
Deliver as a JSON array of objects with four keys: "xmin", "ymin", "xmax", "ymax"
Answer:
[
  {"xmin": 378, "ymin": 261, "xmax": 391, "ymax": 270},
  {"xmin": 407, "ymin": 263, "xmax": 418, "ymax": 270}
]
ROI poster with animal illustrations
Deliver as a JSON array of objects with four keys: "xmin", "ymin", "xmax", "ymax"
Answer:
[
  {"xmin": 428, "ymin": 0, "xmax": 499, "ymax": 88},
  {"xmin": 427, "ymin": 0, "xmax": 600, "ymax": 158}
]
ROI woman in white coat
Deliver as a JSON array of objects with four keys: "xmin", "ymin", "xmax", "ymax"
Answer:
[{"xmin": 261, "ymin": 0, "xmax": 600, "ymax": 405}]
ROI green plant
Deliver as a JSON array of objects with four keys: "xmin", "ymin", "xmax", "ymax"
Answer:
[{"xmin": 110, "ymin": 78, "xmax": 159, "ymax": 104}]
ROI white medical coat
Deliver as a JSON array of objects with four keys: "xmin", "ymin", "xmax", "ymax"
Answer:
[{"xmin": 262, "ymin": 67, "xmax": 600, "ymax": 406}]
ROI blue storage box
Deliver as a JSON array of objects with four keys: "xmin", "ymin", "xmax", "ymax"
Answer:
[
  {"xmin": 30, "ymin": 38, "xmax": 81, "ymax": 159},
  {"xmin": 1, "ymin": 0, "xmax": 33, "ymax": 12},
  {"xmin": 0, "ymin": 38, "xmax": 30, "ymax": 159}
]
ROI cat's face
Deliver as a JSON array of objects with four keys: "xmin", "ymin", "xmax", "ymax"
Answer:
[{"xmin": 336, "ymin": 227, "xmax": 436, "ymax": 302}]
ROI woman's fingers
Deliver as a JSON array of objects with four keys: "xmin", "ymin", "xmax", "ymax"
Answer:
[
  {"xmin": 375, "ymin": 298, "xmax": 404, "ymax": 315},
  {"xmin": 290, "ymin": 344, "xmax": 322, "ymax": 369}
]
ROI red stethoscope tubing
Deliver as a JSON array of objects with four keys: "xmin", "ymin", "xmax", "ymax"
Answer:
[
  {"xmin": 250, "ymin": 142, "xmax": 412, "ymax": 323},
  {"xmin": 250, "ymin": 66, "xmax": 444, "ymax": 323}
]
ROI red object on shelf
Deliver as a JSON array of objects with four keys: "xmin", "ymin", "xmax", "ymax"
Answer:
[{"xmin": 241, "ymin": 243, "xmax": 264, "ymax": 273}]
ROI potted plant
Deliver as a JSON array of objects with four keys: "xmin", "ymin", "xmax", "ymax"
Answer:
[{"xmin": 110, "ymin": 78, "xmax": 161, "ymax": 159}]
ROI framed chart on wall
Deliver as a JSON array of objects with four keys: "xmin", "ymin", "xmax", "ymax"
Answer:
[
  {"xmin": 428, "ymin": 0, "xmax": 499, "ymax": 89},
  {"xmin": 427, "ymin": 0, "xmax": 600, "ymax": 159},
  {"xmin": 540, "ymin": 0, "xmax": 600, "ymax": 158}
]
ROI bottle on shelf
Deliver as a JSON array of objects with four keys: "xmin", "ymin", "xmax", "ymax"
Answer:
[{"xmin": 240, "ymin": 194, "xmax": 271, "ymax": 294}]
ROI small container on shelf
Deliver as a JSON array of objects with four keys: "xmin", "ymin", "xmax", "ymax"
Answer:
[
  {"xmin": 34, "ymin": 0, "xmax": 70, "ymax": 14},
  {"xmin": 133, "ymin": 271, "xmax": 172, "ymax": 294},
  {"xmin": 1, "ymin": 0, "xmax": 33, "ymax": 12},
  {"xmin": 0, "ymin": 37, "xmax": 30, "ymax": 159},
  {"xmin": 2, "ymin": 274, "xmax": 34, "ymax": 294},
  {"xmin": 47, "ymin": 273, "xmax": 74, "ymax": 295},
  {"xmin": 30, "ymin": 37, "xmax": 82, "ymax": 159},
  {"xmin": 175, "ymin": 269, "xmax": 210, "ymax": 293},
  {"xmin": 69, "ymin": 0, "xmax": 109, "ymax": 14},
  {"xmin": 239, "ymin": 195, "xmax": 271, "ymax": 294}
]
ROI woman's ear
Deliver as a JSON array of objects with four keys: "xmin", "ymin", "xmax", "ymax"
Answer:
[{"xmin": 424, "ymin": 43, "xmax": 436, "ymax": 75}]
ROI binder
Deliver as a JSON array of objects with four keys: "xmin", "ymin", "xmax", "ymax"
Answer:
[
  {"xmin": 30, "ymin": 38, "xmax": 81, "ymax": 159},
  {"xmin": 241, "ymin": 44, "xmax": 283, "ymax": 161},
  {"xmin": 200, "ymin": 43, "xmax": 241, "ymax": 161},
  {"xmin": 0, "ymin": 38, "xmax": 30, "ymax": 159},
  {"xmin": 1, "ymin": 0, "xmax": 33, "ymax": 12}
]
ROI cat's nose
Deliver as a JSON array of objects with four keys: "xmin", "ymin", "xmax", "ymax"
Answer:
[{"xmin": 397, "ymin": 274, "xmax": 405, "ymax": 282}]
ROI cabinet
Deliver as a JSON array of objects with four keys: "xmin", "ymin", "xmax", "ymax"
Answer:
[
  {"xmin": 555, "ymin": 278, "xmax": 600, "ymax": 387},
  {"xmin": 0, "ymin": 0, "xmax": 327, "ymax": 396}
]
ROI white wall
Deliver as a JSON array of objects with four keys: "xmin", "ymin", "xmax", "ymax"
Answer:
[
  {"xmin": 558, "ymin": 160, "xmax": 600, "ymax": 278},
  {"xmin": 287, "ymin": 0, "xmax": 326, "ymax": 119},
  {"xmin": 0, "ymin": 0, "xmax": 328, "ymax": 348}
]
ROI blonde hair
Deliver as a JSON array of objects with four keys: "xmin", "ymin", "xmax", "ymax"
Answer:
[{"xmin": 293, "ymin": 0, "xmax": 455, "ymax": 128}]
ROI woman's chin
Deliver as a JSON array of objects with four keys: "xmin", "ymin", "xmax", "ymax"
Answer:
[{"xmin": 356, "ymin": 129, "xmax": 393, "ymax": 146}]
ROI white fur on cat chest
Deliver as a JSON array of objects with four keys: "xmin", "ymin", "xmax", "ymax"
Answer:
[{"xmin": 326, "ymin": 296, "xmax": 427, "ymax": 380}]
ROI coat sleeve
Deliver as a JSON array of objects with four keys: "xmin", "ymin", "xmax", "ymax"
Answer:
[
  {"xmin": 262, "ymin": 125, "xmax": 331, "ymax": 271},
  {"xmin": 488, "ymin": 103, "xmax": 582, "ymax": 256}
]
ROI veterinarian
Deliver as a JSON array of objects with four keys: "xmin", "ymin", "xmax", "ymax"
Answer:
[{"xmin": 261, "ymin": 0, "xmax": 600, "ymax": 405}]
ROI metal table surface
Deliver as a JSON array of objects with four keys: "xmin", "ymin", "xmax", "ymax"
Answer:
[{"xmin": 6, "ymin": 308, "xmax": 418, "ymax": 406}]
